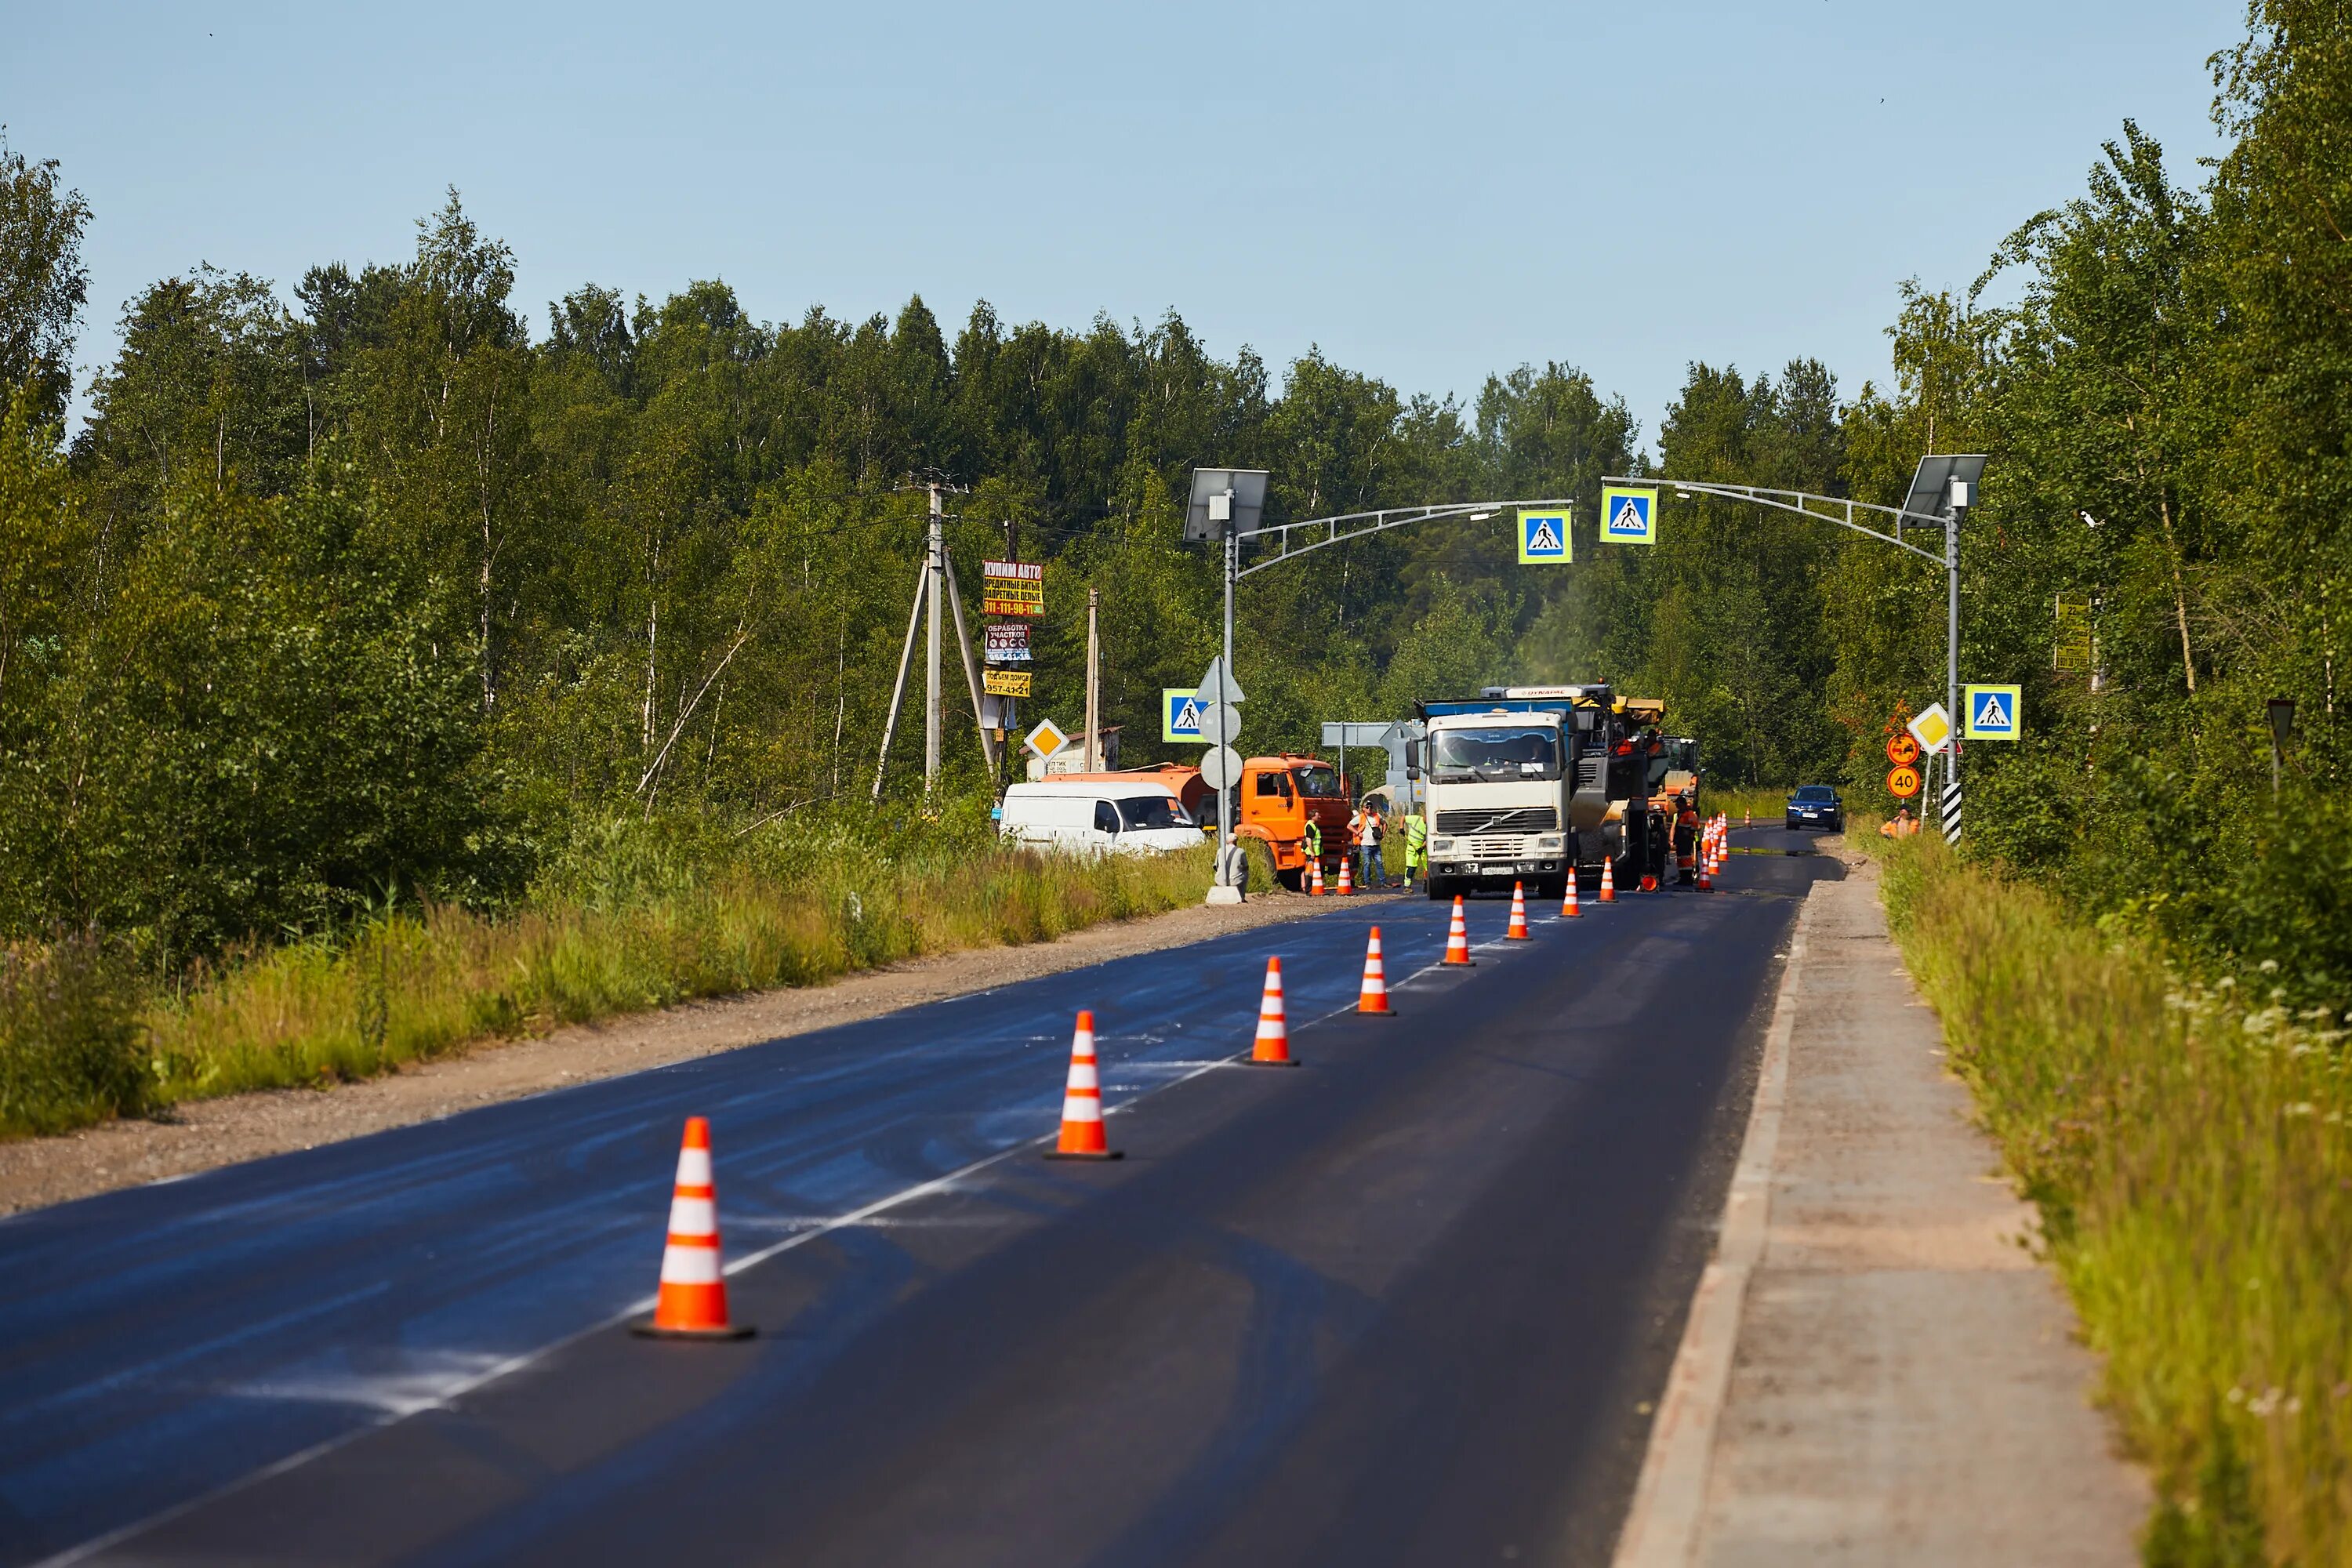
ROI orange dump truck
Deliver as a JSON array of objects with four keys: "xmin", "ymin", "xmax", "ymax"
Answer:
[{"xmin": 1228, "ymin": 753, "xmax": 1354, "ymax": 889}]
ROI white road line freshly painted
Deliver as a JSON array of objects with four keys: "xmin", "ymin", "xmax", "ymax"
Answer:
[{"xmin": 1608, "ymin": 887, "xmax": 1816, "ymax": 1568}]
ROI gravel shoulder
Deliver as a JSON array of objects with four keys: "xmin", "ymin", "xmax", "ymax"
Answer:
[{"xmin": 0, "ymin": 885, "xmax": 1404, "ymax": 1217}]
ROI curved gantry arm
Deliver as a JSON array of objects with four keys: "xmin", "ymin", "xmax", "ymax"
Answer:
[
  {"xmin": 1599, "ymin": 477, "xmax": 1951, "ymax": 566},
  {"xmin": 1233, "ymin": 499, "xmax": 1577, "ymax": 579}
]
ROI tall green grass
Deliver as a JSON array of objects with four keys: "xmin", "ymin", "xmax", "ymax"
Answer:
[
  {"xmin": 1878, "ymin": 836, "xmax": 2351, "ymax": 1566},
  {"xmin": 4, "ymin": 809, "xmax": 1225, "ymax": 1137},
  {"xmin": 0, "ymin": 932, "xmax": 150, "ymax": 1136}
]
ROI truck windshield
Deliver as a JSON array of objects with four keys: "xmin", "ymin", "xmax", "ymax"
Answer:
[
  {"xmin": 1430, "ymin": 727, "xmax": 1561, "ymax": 782},
  {"xmin": 1116, "ymin": 795, "xmax": 1192, "ymax": 830},
  {"xmin": 1290, "ymin": 764, "xmax": 1340, "ymax": 798}
]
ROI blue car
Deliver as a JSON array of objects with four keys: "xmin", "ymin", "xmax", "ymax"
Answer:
[{"xmin": 1785, "ymin": 784, "xmax": 1845, "ymax": 832}]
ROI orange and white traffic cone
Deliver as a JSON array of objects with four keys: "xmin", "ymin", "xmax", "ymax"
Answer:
[
  {"xmin": 1562, "ymin": 873, "xmax": 1582, "ymax": 918},
  {"xmin": 1358, "ymin": 927, "xmax": 1394, "ymax": 1015},
  {"xmin": 1045, "ymin": 1010, "xmax": 1121, "ymax": 1160},
  {"xmin": 1443, "ymin": 895, "xmax": 1475, "ymax": 965},
  {"xmin": 1506, "ymin": 881, "xmax": 1531, "ymax": 939},
  {"xmin": 1336, "ymin": 858, "xmax": 1353, "ymax": 897},
  {"xmin": 1309, "ymin": 859, "xmax": 1325, "ymax": 896},
  {"xmin": 1249, "ymin": 956, "xmax": 1296, "ymax": 1065},
  {"xmin": 1599, "ymin": 855, "xmax": 1617, "ymax": 903},
  {"xmin": 1697, "ymin": 839, "xmax": 1714, "ymax": 891},
  {"xmin": 633, "ymin": 1116, "xmax": 753, "ymax": 1340}
]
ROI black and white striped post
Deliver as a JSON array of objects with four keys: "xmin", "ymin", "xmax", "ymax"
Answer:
[{"xmin": 1940, "ymin": 775, "xmax": 1962, "ymax": 844}]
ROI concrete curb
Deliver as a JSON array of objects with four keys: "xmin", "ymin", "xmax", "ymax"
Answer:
[{"xmin": 1608, "ymin": 883, "xmax": 1817, "ymax": 1568}]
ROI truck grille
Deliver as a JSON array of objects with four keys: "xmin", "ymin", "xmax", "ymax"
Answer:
[
  {"xmin": 1436, "ymin": 807, "xmax": 1558, "ymax": 836},
  {"xmin": 1468, "ymin": 837, "xmax": 1527, "ymax": 858}
]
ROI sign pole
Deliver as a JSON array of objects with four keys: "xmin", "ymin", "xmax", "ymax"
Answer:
[
  {"xmin": 1218, "ymin": 522, "xmax": 1238, "ymax": 891},
  {"xmin": 1944, "ymin": 488, "xmax": 1965, "ymax": 842}
]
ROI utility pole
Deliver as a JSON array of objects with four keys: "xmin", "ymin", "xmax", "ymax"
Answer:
[
  {"xmin": 924, "ymin": 481, "xmax": 944, "ymax": 793},
  {"xmin": 1004, "ymin": 514, "xmax": 1019, "ymax": 786},
  {"xmin": 873, "ymin": 478, "xmax": 989, "ymax": 800},
  {"xmin": 1085, "ymin": 586, "xmax": 1101, "ymax": 771}
]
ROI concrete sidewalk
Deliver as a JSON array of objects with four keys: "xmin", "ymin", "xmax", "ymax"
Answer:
[{"xmin": 1616, "ymin": 851, "xmax": 2148, "ymax": 1566}]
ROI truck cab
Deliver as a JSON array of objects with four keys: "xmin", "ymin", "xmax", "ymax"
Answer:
[
  {"xmin": 1231, "ymin": 754, "xmax": 1353, "ymax": 889},
  {"xmin": 1415, "ymin": 701, "xmax": 1575, "ymax": 899}
]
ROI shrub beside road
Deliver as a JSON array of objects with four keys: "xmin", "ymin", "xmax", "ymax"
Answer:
[{"xmin": 1878, "ymin": 834, "xmax": 2349, "ymax": 1566}]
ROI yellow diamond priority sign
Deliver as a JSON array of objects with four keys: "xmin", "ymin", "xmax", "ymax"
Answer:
[
  {"xmin": 1023, "ymin": 718, "xmax": 1071, "ymax": 760},
  {"xmin": 1906, "ymin": 702, "xmax": 1953, "ymax": 756}
]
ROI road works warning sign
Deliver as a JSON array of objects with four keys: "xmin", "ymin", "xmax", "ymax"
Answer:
[
  {"xmin": 1599, "ymin": 485, "xmax": 1658, "ymax": 546},
  {"xmin": 1964, "ymin": 684, "xmax": 2021, "ymax": 740},
  {"xmin": 1516, "ymin": 508, "xmax": 1571, "ymax": 564},
  {"xmin": 1163, "ymin": 688, "xmax": 1207, "ymax": 742}
]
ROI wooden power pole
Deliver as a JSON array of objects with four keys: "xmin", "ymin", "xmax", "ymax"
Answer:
[{"xmin": 1085, "ymin": 586, "xmax": 1101, "ymax": 771}]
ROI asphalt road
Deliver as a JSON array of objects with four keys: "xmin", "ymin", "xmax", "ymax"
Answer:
[{"xmin": 0, "ymin": 829, "xmax": 1836, "ymax": 1567}]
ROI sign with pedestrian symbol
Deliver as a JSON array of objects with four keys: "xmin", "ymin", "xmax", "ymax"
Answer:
[
  {"xmin": 1599, "ymin": 485, "xmax": 1658, "ymax": 546},
  {"xmin": 1163, "ymin": 688, "xmax": 1207, "ymax": 742},
  {"xmin": 1907, "ymin": 702, "xmax": 1953, "ymax": 756},
  {"xmin": 1964, "ymin": 684, "xmax": 2022, "ymax": 740},
  {"xmin": 1515, "ymin": 507, "xmax": 1571, "ymax": 564}
]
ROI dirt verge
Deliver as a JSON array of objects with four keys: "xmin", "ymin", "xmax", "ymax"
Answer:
[{"xmin": 0, "ymin": 886, "xmax": 1406, "ymax": 1217}]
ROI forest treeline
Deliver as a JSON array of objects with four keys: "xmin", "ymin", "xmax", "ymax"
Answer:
[{"xmin": 0, "ymin": 0, "xmax": 2344, "ymax": 1004}]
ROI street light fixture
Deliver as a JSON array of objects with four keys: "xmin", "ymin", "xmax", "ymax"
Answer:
[{"xmin": 2268, "ymin": 696, "xmax": 2297, "ymax": 797}]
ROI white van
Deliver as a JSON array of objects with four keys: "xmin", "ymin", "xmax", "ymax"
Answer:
[{"xmin": 997, "ymin": 778, "xmax": 1200, "ymax": 856}]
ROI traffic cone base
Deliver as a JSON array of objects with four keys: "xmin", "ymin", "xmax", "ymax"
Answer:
[
  {"xmin": 633, "ymin": 1116, "xmax": 754, "ymax": 1340},
  {"xmin": 1045, "ymin": 1010, "xmax": 1124, "ymax": 1159}
]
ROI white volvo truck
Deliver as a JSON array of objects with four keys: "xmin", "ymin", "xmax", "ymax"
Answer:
[{"xmin": 1414, "ymin": 698, "xmax": 1577, "ymax": 901}]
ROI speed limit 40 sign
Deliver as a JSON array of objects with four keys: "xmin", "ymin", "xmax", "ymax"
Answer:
[{"xmin": 1886, "ymin": 764, "xmax": 1923, "ymax": 799}]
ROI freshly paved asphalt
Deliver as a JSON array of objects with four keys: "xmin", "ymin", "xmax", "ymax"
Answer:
[{"xmin": 0, "ymin": 828, "xmax": 1835, "ymax": 1567}]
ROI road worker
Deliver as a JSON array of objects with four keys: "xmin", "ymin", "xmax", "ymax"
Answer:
[
  {"xmin": 1358, "ymin": 800, "xmax": 1385, "ymax": 889},
  {"xmin": 1304, "ymin": 814, "xmax": 1323, "ymax": 881},
  {"xmin": 1403, "ymin": 808, "xmax": 1428, "ymax": 891},
  {"xmin": 1879, "ymin": 805, "xmax": 1921, "ymax": 839}
]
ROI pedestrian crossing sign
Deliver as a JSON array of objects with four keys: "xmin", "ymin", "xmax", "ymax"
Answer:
[
  {"xmin": 1964, "ymin": 684, "xmax": 2022, "ymax": 740},
  {"xmin": 1516, "ymin": 508, "xmax": 1571, "ymax": 564},
  {"xmin": 1163, "ymin": 688, "xmax": 1207, "ymax": 742},
  {"xmin": 1599, "ymin": 485, "xmax": 1658, "ymax": 546}
]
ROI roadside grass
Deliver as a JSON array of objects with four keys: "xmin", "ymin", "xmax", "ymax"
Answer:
[
  {"xmin": 1878, "ymin": 835, "xmax": 2350, "ymax": 1566},
  {"xmin": 0, "ymin": 934, "xmax": 149, "ymax": 1136},
  {"xmin": 2, "ymin": 816, "xmax": 1223, "ymax": 1138}
]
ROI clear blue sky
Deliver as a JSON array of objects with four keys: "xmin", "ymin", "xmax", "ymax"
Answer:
[{"xmin": 8, "ymin": 0, "xmax": 2238, "ymax": 454}]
